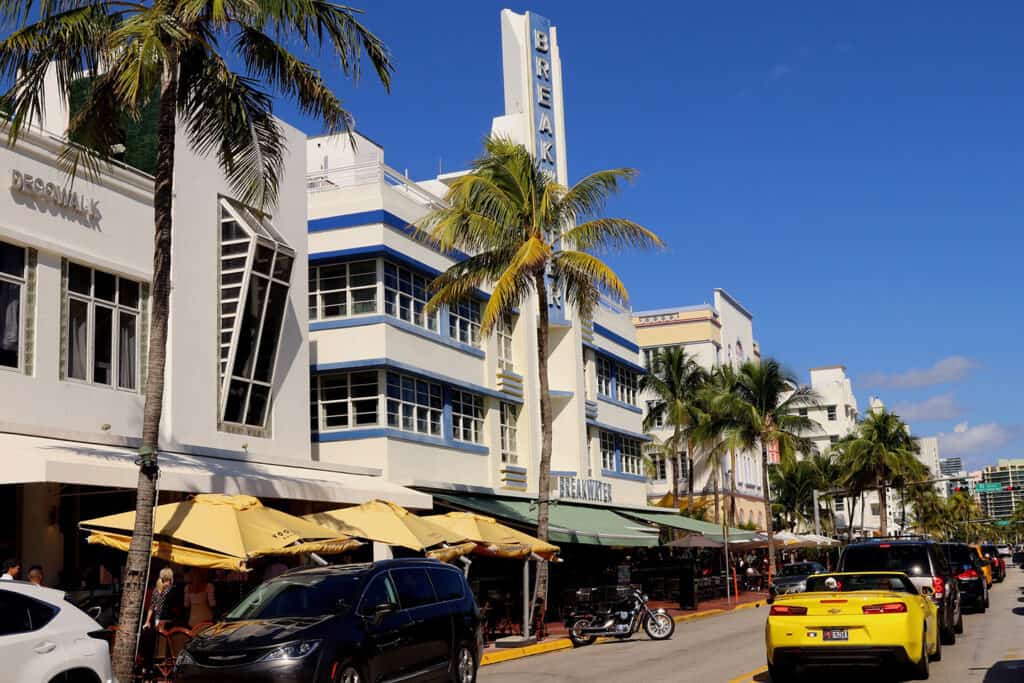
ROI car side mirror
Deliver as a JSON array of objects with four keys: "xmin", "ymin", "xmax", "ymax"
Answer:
[
  {"xmin": 919, "ymin": 585, "xmax": 934, "ymax": 597},
  {"xmin": 372, "ymin": 602, "xmax": 398, "ymax": 620}
]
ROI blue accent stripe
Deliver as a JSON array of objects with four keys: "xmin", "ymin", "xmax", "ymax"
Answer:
[
  {"xmin": 583, "ymin": 342, "xmax": 646, "ymax": 375},
  {"xmin": 586, "ymin": 419, "xmax": 653, "ymax": 442},
  {"xmin": 598, "ymin": 395, "xmax": 644, "ymax": 415},
  {"xmin": 601, "ymin": 469, "xmax": 648, "ymax": 483},
  {"xmin": 314, "ymin": 427, "xmax": 488, "ymax": 455},
  {"xmin": 308, "ymin": 210, "xmax": 470, "ymax": 260},
  {"xmin": 311, "ymin": 358, "xmax": 521, "ymax": 404},
  {"xmin": 502, "ymin": 465, "xmax": 528, "ymax": 474},
  {"xmin": 592, "ymin": 323, "xmax": 640, "ymax": 354},
  {"xmin": 549, "ymin": 470, "xmax": 577, "ymax": 477},
  {"xmin": 310, "ymin": 315, "xmax": 485, "ymax": 359}
]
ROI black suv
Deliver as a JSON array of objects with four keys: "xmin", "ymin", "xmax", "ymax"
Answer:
[
  {"xmin": 176, "ymin": 559, "xmax": 482, "ymax": 683},
  {"xmin": 839, "ymin": 538, "xmax": 962, "ymax": 645},
  {"xmin": 941, "ymin": 542, "xmax": 989, "ymax": 613}
]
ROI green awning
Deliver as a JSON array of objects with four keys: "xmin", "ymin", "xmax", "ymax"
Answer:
[
  {"xmin": 621, "ymin": 510, "xmax": 758, "ymax": 542},
  {"xmin": 434, "ymin": 494, "xmax": 660, "ymax": 547}
]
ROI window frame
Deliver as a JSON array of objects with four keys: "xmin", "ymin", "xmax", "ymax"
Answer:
[
  {"xmin": 621, "ymin": 437, "xmax": 642, "ymax": 476},
  {"xmin": 596, "ymin": 357, "xmax": 613, "ymax": 397},
  {"xmin": 616, "ymin": 366, "xmax": 638, "ymax": 405},
  {"xmin": 600, "ymin": 430, "xmax": 616, "ymax": 471},
  {"xmin": 386, "ymin": 371, "xmax": 443, "ymax": 437},
  {"xmin": 448, "ymin": 299, "xmax": 481, "ymax": 347},
  {"xmin": 63, "ymin": 261, "xmax": 141, "ymax": 392},
  {"xmin": 311, "ymin": 370, "xmax": 381, "ymax": 433},
  {"xmin": 0, "ymin": 240, "xmax": 27, "ymax": 373},
  {"xmin": 827, "ymin": 405, "xmax": 837, "ymax": 421},
  {"xmin": 497, "ymin": 313, "xmax": 515, "ymax": 373},
  {"xmin": 308, "ymin": 259, "xmax": 379, "ymax": 322},
  {"xmin": 451, "ymin": 389, "xmax": 484, "ymax": 444},
  {"xmin": 499, "ymin": 401, "xmax": 518, "ymax": 464}
]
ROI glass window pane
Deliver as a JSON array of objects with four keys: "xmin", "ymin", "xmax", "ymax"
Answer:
[
  {"xmin": 323, "ymin": 402, "xmax": 349, "ymax": 428},
  {"xmin": 68, "ymin": 263, "xmax": 91, "ymax": 295},
  {"xmin": 94, "ymin": 271, "xmax": 116, "ymax": 302},
  {"xmin": 66, "ymin": 298, "xmax": 89, "ymax": 380},
  {"xmin": 119, "ymin": 279, "xmax": 140, "ymax": 309},
  {"xmin": 0, "ymin": 280, "xmax": 20, "ymax": 368},
  {"xmin": 224, "ymin": 380, "xmax": 248, "ymax": 423},
  {"xmin": 221, "ymin": 219, "xmax": 247, "ymax": 241},
  {"xmin": 272, "ymin": 253, "xmax": 293, "ymax": 281},
  {"xmin": 232, "ymin": 276, "xmax": 268, "ymax": 379},
  {"xmin": 253, "ymin": 244, "xmax": 274, "ymax": 275},
  {"xmin": 93, "ymin": 306, "xmax": 113, "ymax": 385},
  {"xmin": 118, "ymin": 312, "xmax": 137, "ymax": 390},
  {"xmin": 254, "ymin": 282, "xmax": 288, "ymax": 383},
  {"xmin": 245, "ymin": 385, "xmax": 270, "ymax": 427},
  {"xmin": 349, "ymin": 261, "xmax": 376, "ymax": 287},
  {"xmin": 318, "ymin": 265, "xmax": 346, "ymax": 291},
  {"xmin": 321, "ymin": 291, "xmax": 346, "ymax": 318},
  {"xmin": 351, "ymin": 288, "xmax": 376, "ymax": 314},
  {"xmin": 0, "ymin": 241, "xmax": 25, "ymax": 277}
]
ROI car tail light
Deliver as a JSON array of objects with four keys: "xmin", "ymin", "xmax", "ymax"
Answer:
[
  {"xmin": 958, "ymin": 568, "xmax": 979, "ymax": 580},
  {"xmin": 862, "ymin": 602, "xmax": 908, "ymax": 614},
  {"xmin": 932, "ymin": 576, "xmax": 945, "ymax": 598},
  {"xmin": 770, "ymin": 605, "xmax": 808, "ymax": 616}
]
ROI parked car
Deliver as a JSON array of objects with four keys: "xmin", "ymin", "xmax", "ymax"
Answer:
[
  {"xmin": 771, "ymin": 561, "xmax": 827, "ymax": 596},
  {"xmin": 0, "ymin": 581, "xmax": 113, "ymax": 683},
  {"xmin": 766, "ymin": 572, "xmax": 940, "ymax": 682},
  {"xmin": 176, "ymin": 559, "xmax": 483, "ymax": 683},
  {"xmin": 941, "ymin": 542, "xmax": 989, "ymax": 613},
  {"xmin": 838, "ymin": 537, "xmax": 962, "ymax": 645},
  {"xmin": 980, "ymin": 544, "xmax": 1006, "ymax": 583},
  {"xmin": 968, "ymin": 545, "xmax": 993, "ymax": 588}
]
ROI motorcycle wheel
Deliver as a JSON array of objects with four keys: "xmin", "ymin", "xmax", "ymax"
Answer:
[
  {"xmin": 568, "ymin": 618, "xmax": 597, "ymax": 647},
  {"xmin": 643, "ymin": 613, "xmax": 675, "ymax": 640}
]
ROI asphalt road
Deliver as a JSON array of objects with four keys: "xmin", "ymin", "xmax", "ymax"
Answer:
[{"xmin": 480, "ymin": 567, "xmax": 1024, "ymax": 683}]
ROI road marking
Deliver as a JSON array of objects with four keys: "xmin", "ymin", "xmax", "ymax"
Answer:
[{"xmin": 726, "ymin": 664, "xmax": 767, "ymax": 683}]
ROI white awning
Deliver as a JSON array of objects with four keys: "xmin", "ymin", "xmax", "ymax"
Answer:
[{"xmin": 0, "ymin": 432, "xmax": 432, "ymax": 510}]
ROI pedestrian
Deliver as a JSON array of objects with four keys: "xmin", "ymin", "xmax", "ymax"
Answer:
[
  {"xmin": 1, "ymin": 558, "xmax": 20, "ymax": 580},
  {"xmin": 27, "ymin": 565, "xmax": 43, "ymax": 586},
  {"xmin": 184, "ymin": 568, "xmax": 217, "ymax": 627},
  {"xmin": 143, "ymin": 568, "xmax": 175, "ymax": 667}
]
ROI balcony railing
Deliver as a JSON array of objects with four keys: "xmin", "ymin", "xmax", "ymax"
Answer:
[{"xmin": 306, "ymin": 160, "xmax": 443, "ymax": 209}]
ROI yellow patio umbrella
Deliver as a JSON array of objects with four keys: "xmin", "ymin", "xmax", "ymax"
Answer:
[
  {"xmin": 425, "ymin": 511, "xmax": 559, "ymax": 561},
  {"xmin": 81, "ymin": 494, "xmax": 361, "ymax": 571},
  {"xmin": 305, "ymin": 500, "xmax": 473, "ymax": 555}
]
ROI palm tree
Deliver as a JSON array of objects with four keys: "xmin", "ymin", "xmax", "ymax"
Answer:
[
  {"xmin": 907, "ymin": 485, "xmax": 948, "ymax": 538},
  {"xmin": 768, "ymin": 452, "xmax": 821, "ymax": 531},
  {"xmin": 0, "ymin": 2, "xmax": 391, "ymax": 677},
  {"xmin": 809, "ymin": 449, "xmax": 842, "ymax": 535},
  {"xmin": 840, "ymin": 409, "xmax": 920, "ymax": 536},
  {"xmin": 705, "ymin": 364, "xmax": 744, "ymax": 526},
  {"xmin": 714, "ymin": 358, "xmax": 820, "ymax": 578},
  {"xmin": 947, "ymin": 491, "xmax": 980, "ymax": 542},
  {"xmin": 417, "ymin": 136, "xmax": 662, "ymax": 617},
  {"xmin": 642, "ymin": 346, "xmax": 708, "ymax": 511}
]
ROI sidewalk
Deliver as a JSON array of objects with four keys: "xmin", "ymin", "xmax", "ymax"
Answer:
[{"xmin": 481, "ymin": 591, "xmax": 768, "ymax": 666}]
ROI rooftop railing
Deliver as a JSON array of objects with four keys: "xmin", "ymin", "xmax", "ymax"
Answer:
[{"xmin": 306, "ymin": 160, "xmax": 444, "ymax": 209}]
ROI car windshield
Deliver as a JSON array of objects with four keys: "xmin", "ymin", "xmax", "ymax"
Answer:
[
  {"xmin": 806, "ymin": 573, "xmax": 916, "ymax": 594},
  {"xmin": 843, "ymin": 544, "xmax": 930, "ymax": 576},
  {"xmin": 226, "ymin": 573, "xmax": 367, "ymax": 620},
  {"xmin": 780, "ymin": 564, "xmax": 817, "ymax": 576}
]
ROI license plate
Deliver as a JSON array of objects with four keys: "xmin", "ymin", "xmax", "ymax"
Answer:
[{"xmin": 823, "ymin": 629, "xmax": 849, "ymax": 641}]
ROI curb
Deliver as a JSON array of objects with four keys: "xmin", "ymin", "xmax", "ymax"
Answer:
[{"xmin": 480, "ymin": 601, "xmax": 765, "ymax": 667}]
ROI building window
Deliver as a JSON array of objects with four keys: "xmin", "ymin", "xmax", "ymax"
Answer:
[
  {"xmin": 64, "ymin": 261, "xmax": 141, "ymax": 390},
  {"xmin": 616, "ymin": 367, "xmax": 638, "ymax": 405},
  {"xmin": 448, "ymin": 300, "xmax": 481, "ymax": 347},
  {"xmin": 451, "ymin": 389, "xmax": 483, "ymax": 443},
  {"xmin": 827, "ymin": 405, "xmax": 837, "ymax": 421},
  {"xmin": 308, "ymin": 260, "xmax": 377, "ymax": 321},
  {"xmin": 829, "ymin": 435, "xmax": 839, "ymax": 444},
  {"xmin": 600, "ymin": 431, "xmax": 616, "ymax": 471},
  {"xmin": 651, "ymin": 454, "xmax": 667, "ymax": 481},
  {"xmin": 646, "ymin": 401, "xmax": 664, "ymax": 428},
  {"xmin": 621, "ymin": 437, "xmax": 642, "ymax": 476},
  {"xmin": 798, "ymin": 407, "xmax": 808, "ymax": 417},
  {"xmin": 384, "ymin": 262, "xmax": 437, "ymax": 332},
  {"xmin": 387, "ymin": 372, "xmax": 442, "ymax": 436},
  {"xmin": 497, "ymin": 314, "xmax": 515, "ymax": 372},
  {"xmin": 0, "ymin": 240, "xmax": 26, "ymax": 370},
  {"xmin": 500, "ymin": 401, "xmax": 518, "ymax": 463},
  {"xmin": 219, "ymin": 198, "xmax": 294, "ymax": 430},
  {"xmin": 311, "ymin": 370, "xmax": 379, "ymax": 431},
  {"xmin": 597, "ymin": 357, "xmax": 613, "ymax": 397}
]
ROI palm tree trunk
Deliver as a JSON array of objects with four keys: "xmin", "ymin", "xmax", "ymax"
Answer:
[
  {"xmin": 846, "ymin": 496, "xmax": 857, "ymax": 544},
  {"xmin": 531, "ymin": 271, "xmax": 554, "ymax": 628},
  {"xmin": 686, "ymin": 437, "xmax": 695, "ymax": 515},
  {"xmin": 761, "ymin": 442, "xmax": 776, "ymax": 579},
  {"xmin": 878, "ymin": 477, "xmax": 888, "ymax": 537},
  {"xmin": 110, "ymin": 53, "xmax": 177, "ymax": 683},
  {"xmin": 671, "ymin": 425, "xmax": 682, "ymax": 509},
  {"xmin": 712, "ymin": 462, "xmax": 720, "ymax": 524},
  {"xmin": 729, "ymin": 447, "xmax": 737, "ymax": 527}
]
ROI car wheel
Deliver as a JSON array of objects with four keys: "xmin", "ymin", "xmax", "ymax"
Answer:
[
  {"xmin": 767, "ymin": 659, "xmax": 797, "ymax": 682},
  {"xmin": 333, "ymin": 660, "xmax": 365, "ymax": 683},
  {"xmin": 953, "ymin": 608, "xmax": 964, "ymax": 635},
  {"xmin": 940, "ymin": 609, "xmax": 956, "ymax": 646},
  {"xmin": 452, "ymin": 643, "xmax": 477, "ymax": 683},
  {"xmin": 912, "ymin": 631, "xmax": 930, "ymax": 680},
  {"xmin": 929, "ymin": 627, "xmax": 942, "ymax": 662}
]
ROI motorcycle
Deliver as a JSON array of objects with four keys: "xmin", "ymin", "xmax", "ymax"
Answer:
[{"xmin": 565, "ymin": 585, "xmax": 675, "ymax": 647}]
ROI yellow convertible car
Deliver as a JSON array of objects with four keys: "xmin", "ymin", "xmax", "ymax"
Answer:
[{"xmin": 766, "ymin": 572, "xmax": 940, "ymax": 681}]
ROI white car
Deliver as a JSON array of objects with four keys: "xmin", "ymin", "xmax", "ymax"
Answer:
[{"xmin": 0, "ymin": 581, "xmax": 113, "ymax": 683}]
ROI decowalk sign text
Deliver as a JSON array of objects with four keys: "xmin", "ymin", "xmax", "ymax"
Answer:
[{"xmin": 11, "ymin": 170, "xmax": 100, "ymax": 220}]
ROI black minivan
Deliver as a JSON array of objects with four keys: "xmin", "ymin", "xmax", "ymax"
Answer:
[{"xmin": 176, "ymin": 559, "xmax": 482, "ymax": 683}]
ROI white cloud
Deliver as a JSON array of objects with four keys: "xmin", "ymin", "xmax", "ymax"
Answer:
[
  {"xmin": 953, "ymin": 421, "xmax": 968, "ymax": 433},
  {"xmin": 862, "ymin": 356, "xmax": 980, "ymax": 390},
  {"xmin": 892, "ymin": 393, "xmax": 962, "ymax": 422},
  {"xmin": 937, "ymin": 423, "xmax": 1018, "ymax": 456}
]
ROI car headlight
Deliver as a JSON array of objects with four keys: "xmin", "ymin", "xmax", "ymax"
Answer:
[
  {"xmin": 257, "ymin": 640, "xmax": 322, "ymax": 663},
  {"xmin": 176, "ymin": 649, "xmax": 195, "ymax": 667}
]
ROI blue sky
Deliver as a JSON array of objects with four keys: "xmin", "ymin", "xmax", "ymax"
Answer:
[{"xmin": 279, "ymin": 1, "xmax": 1023, "ymax": 469}]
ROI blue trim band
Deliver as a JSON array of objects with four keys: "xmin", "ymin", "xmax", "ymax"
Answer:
[
  {"xmin": 549, "ymin": 470, "xmax": 577, "ymax": 477},
  {"xmin": 312, "ymin": 358, "xmax": 521, "ymax": 404},
  {"xmin": 308, "ymin": 210, "xmax": 470, "ymax": 260},
  {"xmin": 586, "ymin": 420, "xmax": 653, "ymax": 442},
  {"xmin": 584, "ymin": 342, "xmax": 646, "ymax": 375},
  {"xmin": 598, "ymin": 395, "xmax": 644, "ymax": 415},
  {"xmin": 310, "ymin": 316, "xmax": 486, "ymax": 359},
  {"xmin": 314, "ymin": 427, "xmax": 488, "ymax": 455},
  {"xmin": 592, "ymin": 323, "xmax": 640, "ymax": 354},
  {"xmin": 549, "ymin": 389, "xmax": 574, "ymax": 399},
  {"xmin": 601, "ymin": 469, "xmax": 648, "ymax": 482},
  {"xmin": 502, "ymin": 464, "xmax": 528, "ymax": 473}
]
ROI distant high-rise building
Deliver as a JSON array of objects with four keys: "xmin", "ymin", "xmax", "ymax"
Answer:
[
  {"xmin": 940, "ymin": 457, "xmax": 963, "ymax": 476},
  {"xmin": 978, "ymin": 459, "xmax": 1024, "ymax": 519}
]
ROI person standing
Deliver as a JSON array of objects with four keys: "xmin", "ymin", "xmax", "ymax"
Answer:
[
  {"xmin": 184, "ymin": 568, "xmax": 217, "ymax": 628},
  {"xmin": 143, "ymin": 568, "xmax": 175, "ymax": 667},
  {"xmin": 1, "ymin": 559, "xmax": 20, "ymax": 580},
  {"xmin": 27, "ymin": 565, "xmax": 43, "ymax": 586}
]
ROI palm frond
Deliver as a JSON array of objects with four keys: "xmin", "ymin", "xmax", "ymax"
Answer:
[
  {"xmin": 552, "ymin": 249, "xmax": 629, "ymax": 311},
  {"xmin": 561, "ymin": 217, "xmax": 664, "ymax": 254},
  {"xmin": 559, "ymin": 167, "xmax": 636, "ymax": 221}
]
